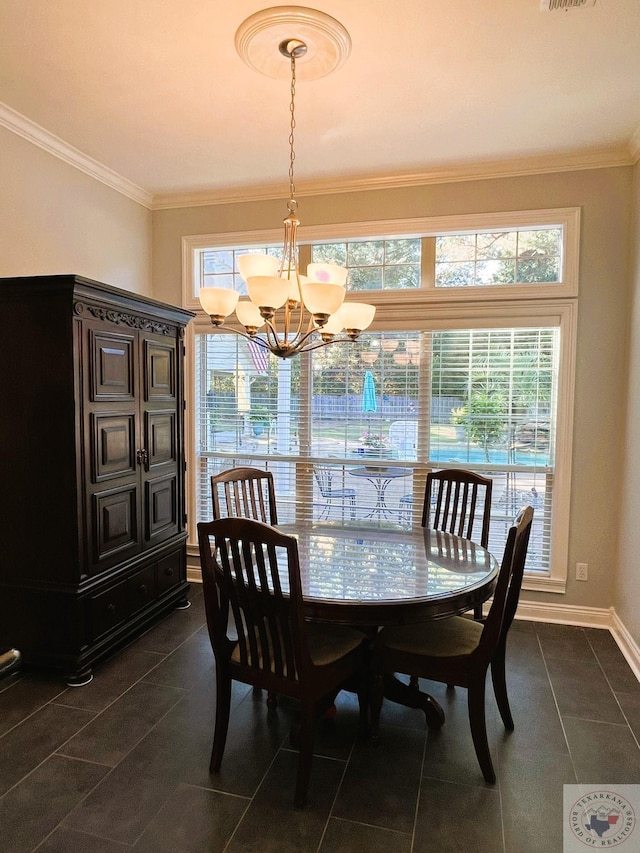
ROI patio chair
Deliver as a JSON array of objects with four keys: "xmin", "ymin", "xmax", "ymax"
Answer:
[
  {"xmin": 313, "ymin": 465, "xmax": 356, "ymax": 521},
  {"xmin": 370, "ymin": 506, "xmax": 534, "ymax": 784},
  {"xmin": 398, "ymin": 492, "xmax": 414, "ymax": 526},
  {"xmin": 197, "ymin": 517, "xmax": 369, "ymax": 807}
]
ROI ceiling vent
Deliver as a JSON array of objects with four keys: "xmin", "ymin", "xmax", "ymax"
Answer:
[{"xmin": 541, "ymin": 0, "xmax": 596, "ymax": 10}]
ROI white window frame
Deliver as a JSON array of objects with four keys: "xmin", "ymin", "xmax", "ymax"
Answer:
[
  {"xmin": 182, "ymin": 208, "xmax": 580, "ymax": 311},
  {"xmin": 183, "ymin": 207, "xmax": 579, "ymax": 594}
]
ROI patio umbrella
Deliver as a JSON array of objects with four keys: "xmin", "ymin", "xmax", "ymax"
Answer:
[{"xmin": 362, "ymin": 370, "xmax": 378, "ymax": 413}]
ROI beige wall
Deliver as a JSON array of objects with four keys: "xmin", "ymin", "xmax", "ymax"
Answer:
[
  {"xmin": 0, "ymin": 126, "xmax": 152, "ymax": 294},
  {"xmin": 615, "ymin": 161, "xmax": 640, "ymax": 640},
  {"xmin": 153, "ymin": 166, "xmax": 634, "ymax": 628}
]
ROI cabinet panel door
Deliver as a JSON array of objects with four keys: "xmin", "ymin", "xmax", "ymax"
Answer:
[
  {"xmin": 144, "ymin": 338, "xmax": 176, "ymax": 402},
  {"xmin": 92, "ymin": 413, "xmax": 137, "ymax": 481},
  {"xmin": 140, "ymin": 331, "xmax": 183, "ymax": 546},
  {"xmin": 146, "ymin": 411, "xmax": 177, "ymax": 468},
  {"xmin": 145, "ymin": 473, "xmax": 178, "ymax": 540},
  {"xmin": 90, "ymin": 330, "xmax": 136, "ymax": 402},
  {"xmin": 84, "ymin": 320, "xmax": 142, "ymax": 575},
  {"xmin": 93, "ymin": 483, "xmax": 140, "ymax": 563}
]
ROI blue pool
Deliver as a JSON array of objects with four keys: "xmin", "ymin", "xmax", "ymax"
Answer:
[{"xmin": 429, "ymin": 445, "xmax": 550, "ymax": 466}]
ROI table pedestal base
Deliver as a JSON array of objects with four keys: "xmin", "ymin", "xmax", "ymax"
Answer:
[{"xmin": 370, "ymin": 673, "xmax": 445, "ymax": 741}]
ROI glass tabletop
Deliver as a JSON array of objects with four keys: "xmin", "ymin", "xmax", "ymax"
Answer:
[{"xmin": 281, "ymin": 523, "xmax": 499, "ymax": 624}]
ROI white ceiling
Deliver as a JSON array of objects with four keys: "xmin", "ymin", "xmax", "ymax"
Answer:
[{"xmin": 0, "ymin": 0, "xmax": 638, "ymax": 206}]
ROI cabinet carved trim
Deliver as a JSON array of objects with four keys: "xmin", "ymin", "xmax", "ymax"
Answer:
[{"xmin": 75, "ymin": 300, "xmax": 175, "ymax": 336}]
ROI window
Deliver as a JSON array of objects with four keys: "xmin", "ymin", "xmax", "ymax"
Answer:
[
  {"xmin": 199, "ymin": 245, "xmax": 282, "ymax": 295},
  {"xmin": 311, "ymin": 238, "xmax": 422, "ymax": 290},
  {"xmin": 184, "ymin": 209, "xmax": 578, "ymax": 590},
  {"xmin": 435, "ymin": 228, "xmax": 562, "ymax": 288},
  {"xmin": 182, "ymin": 208, "xmax": 578, "ymax": 311}
]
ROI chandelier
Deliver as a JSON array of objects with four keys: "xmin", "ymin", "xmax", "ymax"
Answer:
[{"xmin": 198, "ymin": 7, "xmax": 376, "ymax": 359}]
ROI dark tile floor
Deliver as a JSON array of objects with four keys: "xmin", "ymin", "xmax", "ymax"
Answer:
[{"xmin": 1, "ymin": 588, "xmax": 640, "ymax": 853}]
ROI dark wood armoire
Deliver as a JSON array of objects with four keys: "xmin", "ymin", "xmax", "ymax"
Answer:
[{"xmin": 0, "ymin": 275, "xmax": 194, "ymax": 684}]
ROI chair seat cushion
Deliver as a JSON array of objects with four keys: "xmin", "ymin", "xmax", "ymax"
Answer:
[
  {"xmin": 379, "ymin": 615, "xmax": 483, "ymax": 658},
  {"xmin": 306, "ymin": 622, "xmax": 366, "ymax": 666},
  {"xmin": 231, "ymin": 623, "xmax": 366, "ymax": 670}
]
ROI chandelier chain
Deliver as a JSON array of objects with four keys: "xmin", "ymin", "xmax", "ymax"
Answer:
[{"xmin": 288, "ymin": 52, "xmax": 297, "ymax": 213}]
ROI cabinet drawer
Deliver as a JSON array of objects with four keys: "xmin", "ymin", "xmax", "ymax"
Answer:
[
  {"xmin": 128, "ymin": 565, "xmax": 157, "ymax": 616},
  {"xmin": 157, "ymin": 550, "xmax": 184, "ymax": 596},
  {"xmin": 90, "ymin": 580, "xmax": 129, "ymax": 641}
]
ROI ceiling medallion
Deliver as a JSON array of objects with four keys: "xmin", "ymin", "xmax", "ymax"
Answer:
[{"xmin": 234, "ymin": 5, "xmax": 352, "ymax": 81}]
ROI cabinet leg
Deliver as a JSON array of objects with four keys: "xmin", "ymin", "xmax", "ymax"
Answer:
[
  {"xmin": 65, "ymin": 667, "xmax": 94, "ymax": 687},
  {"xmin": 0, "ymin": 649, "xmax": 21, "ymax": 679}
]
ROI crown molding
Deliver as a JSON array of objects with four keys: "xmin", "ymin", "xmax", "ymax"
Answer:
[
  {"xmin": 0, "ymin": 101, "xmax": 153, "ymax": 208},
  {"xmin": 151, "ymin": 146, "xmax": 635, "ymax": 210},
  {"xmin": 2, "ymin": 99, "xmax": 635, "ymax": 211}
]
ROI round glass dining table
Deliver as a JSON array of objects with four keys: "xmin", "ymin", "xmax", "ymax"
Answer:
[{"xmin": 283, "ymin": 522, "xmax": 499, "ymax": 626}]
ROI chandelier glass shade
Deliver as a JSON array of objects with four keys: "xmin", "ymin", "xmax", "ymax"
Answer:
[{"xmin": 198, "ymin": 8, "xmax": 375, "ymax": 359}]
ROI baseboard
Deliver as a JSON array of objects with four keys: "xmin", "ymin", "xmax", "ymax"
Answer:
[
  {"xmin": 610, "ymin": 610, "xmax": 640, "ymax": 683},
  {"xmin": 515, "ymin": 599, "xmax": 613, "ymax": 629},
  {"xmin": 187, "ymin": 557, "xmax": 202, "ymax": 583},
  {"xmin": 516, "ymin": 600, "xmax": 640, "ymax": 683}
]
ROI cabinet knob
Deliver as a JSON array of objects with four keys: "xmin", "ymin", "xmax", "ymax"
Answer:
[
  {"xmin": 138, "ymin": 584, "xmax": 148, "ymax": 594},
  {"xmin": 164, "ymin": 566, "xmax": 174, "ymax": 577},
  {"xmin": 107, "ymin": 604, "xmax": 117, "ymax": 615}
]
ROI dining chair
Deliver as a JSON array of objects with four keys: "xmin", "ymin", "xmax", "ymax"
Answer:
[
  {"xmin": 422, "ymin": 468, "xmax": 492, "ymax": 542},
  {"xmin": 210, "ymin": 466, "xmax": 280, "ymax": 709},
  {"xmin": 197, "ymin": 517, "xmax": 369, "ymax": 808},
  {"xmin": 313, "ymin": 465, "xmax": 357, "ymax": 521},
  {"xmin": 370, "ymin": 505, "xmax": 534, "ymax": 784},
  {"xmin": 210, "ymin": 466, "xmax": 278, "ymax": 525},
  {"xmin": 422, "ymin": 468, "xmax": 493, "ymax": 620}
]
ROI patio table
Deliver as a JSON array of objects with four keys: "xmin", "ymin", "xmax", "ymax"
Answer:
[{"xmin": 347, "ymin": 465, "xmax": 411, "ymax": 521}]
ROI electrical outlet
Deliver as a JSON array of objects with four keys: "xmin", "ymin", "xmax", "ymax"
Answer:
[{"xmin": 576, "ymin": 562, "xmax": 588, "ymax": 581}]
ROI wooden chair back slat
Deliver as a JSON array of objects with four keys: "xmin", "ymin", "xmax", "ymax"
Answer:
[
  {"xmin": 423, "ymin": 468, "xmax": 492, "ymax": 547},
  {"xmin": 211, "ymin": 466, "xmax": 278, "ymax": 525},
  {"xmin": 201, "ymin": 517, "xmax": 304, "ymax": 682}
]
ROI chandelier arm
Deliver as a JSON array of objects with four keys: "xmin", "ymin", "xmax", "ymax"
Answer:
[
  {"xmin": 262, "ymin": 317, "xmax": 285, "ymax": 349},
  {"xmin": 240, "ymin": 332, "xmax": 272, "ymax": 350},
  {"xmin": 283, "ymin": 324, "xmax": 329, "ymax": 353},
  {"xmin": 297, "ymin": 334, "xmax": 355, "ymax": 354},
  {"xmin": 211, "ymin": 324, "xmax": 356, "ymax": 358},
  {"xmin": 213, "ymin": 325, "xmax": 254, "ymax": 344}
]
